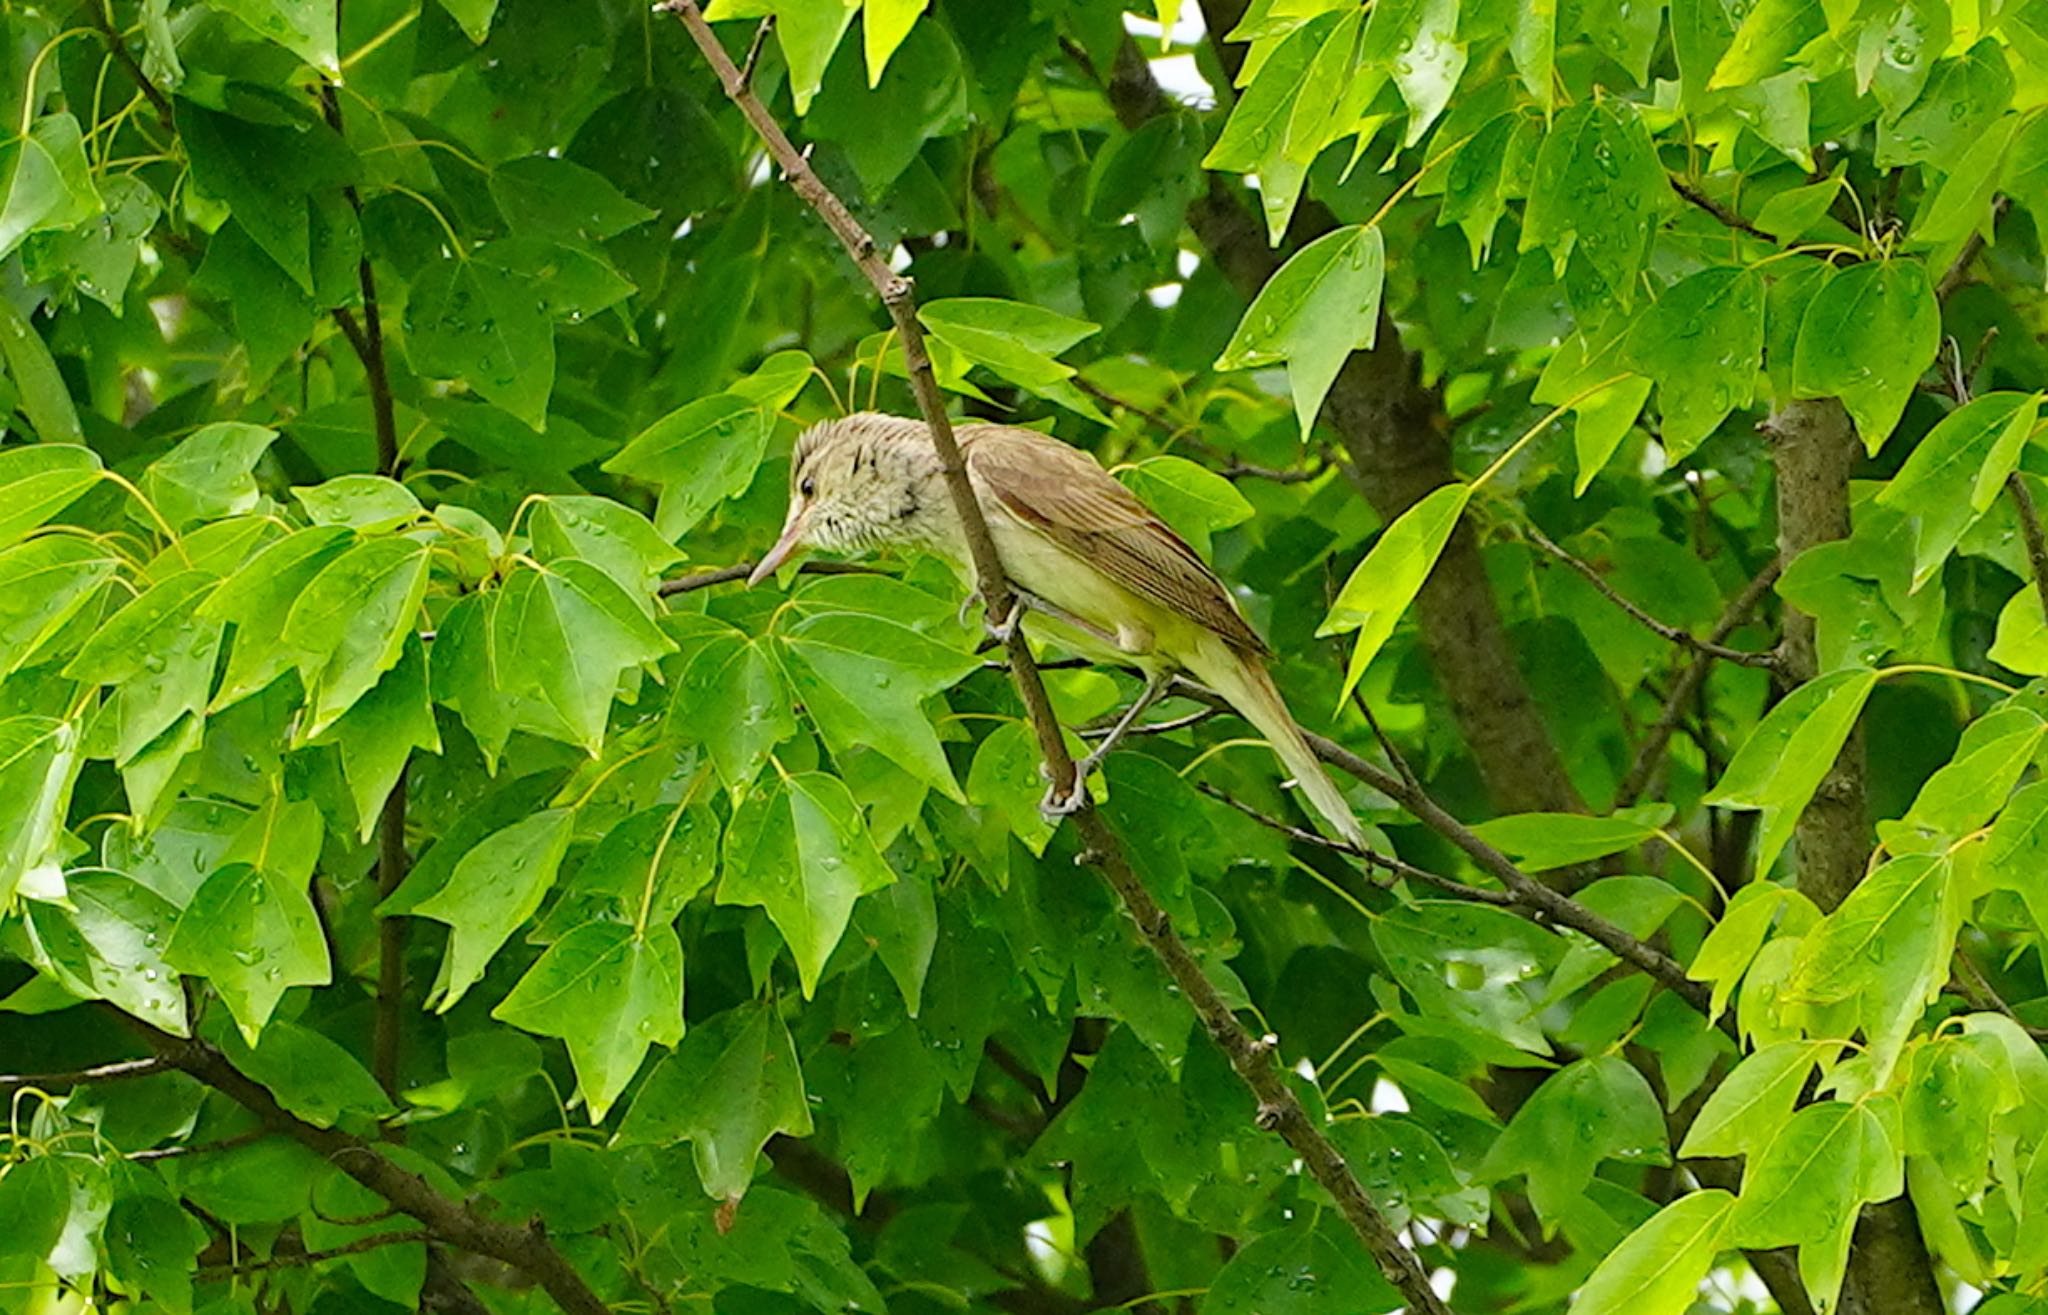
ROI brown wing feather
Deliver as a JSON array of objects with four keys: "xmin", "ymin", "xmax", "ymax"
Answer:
[{"xmin": 962, "ymin": 424, "xmax": 1269, "ymax": 655}]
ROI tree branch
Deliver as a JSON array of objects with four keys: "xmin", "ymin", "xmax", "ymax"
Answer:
[
  {"xmin": 663, "ymin": 9, "xmax": 1449, "ymax": 1311},
  {"xmin": 1763, "ymin": 397, "xmax": 1944, "ymax": 1315},
  {"xmin": 1522, "ymin": 524, "xmax": 1780, "ymax": 670},
  {"xmin": 1, "ymin": 1055, "xmax": 169, "ymax": 1091},
  {"xmin": 656, "ymin": 558, "xmax": 877, "ymax": 596},
  {"xmin": 87, "ymin": 0, "xmax": 175, "ymax": 132},
  {"xmin": 1616, "ymin": 557, "xmax": 1784, "ymax": 808},
  {"xmin": 198, "ymin": 1229, "xmax": 434, "ymax": 1278},
  {"xmin": 1668, "ymin": 177, "xmax": 1777, "ymax": 244},
  {"xmin": 125, "ymin": 1022, "xmax": 609, "ymax": 1315},
  {"xmin": 2007, "ymin": 473, "xmax": 2048, "ymax": 636}
]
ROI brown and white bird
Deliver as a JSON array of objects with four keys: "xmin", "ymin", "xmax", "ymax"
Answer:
[{"xmin": 749, "ymin": 412, "xmax": 1366, "ymax": 847}]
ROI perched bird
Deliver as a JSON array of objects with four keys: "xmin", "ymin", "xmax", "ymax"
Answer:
[{"xmin": 749, "ymin": 411, "xmax": 1366, "ymax": 847}]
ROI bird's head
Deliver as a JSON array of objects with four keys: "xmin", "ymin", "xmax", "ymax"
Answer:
[{"xmin": 748, "ymin": 412, "xmax": 940, "ymax": 585}]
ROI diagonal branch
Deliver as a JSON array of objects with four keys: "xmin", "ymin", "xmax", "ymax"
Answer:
[
  {"xmin": 1616, "ymin": 557, "xmax": 1785, "ymax": 808},
  {"xmin": 661, "ymin": 8, "xmax": 1450, "ymax": 1312},
  {"xmin": 123, "ymin": 1021, "xmax": 608, "ymax": 1315},
  {"xmin": 1521, "ymin": 524, "xmax": 1781, "ymax": 671}
]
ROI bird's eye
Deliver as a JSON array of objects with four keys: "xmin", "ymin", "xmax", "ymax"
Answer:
[{"xmin": 800, "ymin": 477, "xmax": 816, "ymax": 498}]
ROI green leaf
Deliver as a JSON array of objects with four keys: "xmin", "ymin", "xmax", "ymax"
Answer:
[
  {"xmin": 528, "ymin": 495, "xmax": 681, "ymax": 597},
  {"xmin": 67, "ymin": 569, "xmax": 224, "ymax": 766},
  {"xmin": 1792, "ymin": 259, "xmax": 1941, "ymax": 453},
  {"xmin": 1991, "ymin": 582, "xmax": 2048, "ymax": 675},
  {"xmin": 1373, "ymin": 900, "xmax": 1563, "ymax": 1054},
  {"xmin": 494, "ymin": 919, "xmax": 684, "ymax": 1121},
  {"xmin": 662, "ymin": 613, "xmax": 795, "ymax": 793},
  {"xmin": 1878, "ymin": 40, "xmax": 2014, "ymax": 169},
  {"xmin": 142, "ymin": 422, "xmax": 280, "ymax": 529},
  {"xmin": 1215, "ymin": 225, "xmax": 1384, "ymax": 439},
  {"xmin": 282, "ymin": 536, "xmax": 431, "ymax": 738},
  {"xmin": 1364, "ymin": 0, "xmax": 1466, "ymax": 142},
  {"xmin": 1879, "ymin": 706, "xmax": 2044, "ymax": 853},
  {"xmin": 862, "ymin": 0, "xmax": 923, "ymax": 83},
  {"xmin": 1116, "ymin": 456, "xmax": 1254, "ymax": 558},
  {"xmin": 1689, "ymin": 882, "xmax": 1814, "ymax": 1020},
  {"xmin": 966, "ymin": 718, "xmax": 1056, "ymax": 854},
  {"xmin": 222, "ymin": 1018, "xmax": 395, "ymax": 1128},
  {"xmin": 1521, "ymin": 100, "xmax": 1665, "ymax": 300},
  {"xmin": 489, "ymin": 559, "xmax": 675, "ymax": 754},
  {"xmin": 1876, "ymin": 392, "xmax": 2039, "ymax": 588},
  {"xmin": 0, "ymin": 444, "xmax": 100, "ymax": 549},
  {"xmin": 207, "ymin": 0, "xmax": 339, "ymax": 73},
  {"xmin": 1730, "ymin": 1099, "xmax": 1899, "ymax": 1249},
  {"xmin": 774, "ymin": 584, "xmax": 979, "ymax": 801},
  {"xmin": 918, "ymin": 298, "xmax": 1101, "ymax": 405},
  {"xmin": 163, "ymin": 799, "xmax": 332, "ymax": 1043},
  {"xmin": 1983, "ymin": 779, "xmax": 2048, "ymax": 940},
  {"xmin": 408, "ymin": 808, "xmax": 576, "ymax": 1011},
  {"xmin": 1321, "ymin": 483, "xmax": 1471, "ymax": 704},
  {"xmin": 1201, "ymin": 1212, "xmax": 1398, "ymax": 1315},
  {"xmin": 1481, "ymin": 1056, "xmax": 1667, "ymax": 1232},
  {"xmin": 617, "ymin": 999, "xmax": 814, "ymax": 1201},
  {"xmin": 0, "ymin": 293, "xmax": 82, "ymax": 443},
  {"xmin": 718, "ymin": 770, "xmax": 896, "ymax": 996},
  {"xmin": 1202, "ymin": 12, "xmax": 1342, "ymax": 240},
  {"xmin": 1706, "ymin": 668, "xmax": 1879, "ymax": 878},
  {"xmin": 570, "ymin": 801, "xmax": 720, "ymax": 928},
  {"xmin": 1709, "ymin": 0, "xmax": 1825, "ymax": 87},
  {"xmin": 1471, "ymin": 805, "xmax": 1673, "ymax": 870},
  {"xmin": 1912, "ymin": 112, "xmax": 2017, "ymax": 248},
  {"xmin": 312, "ymin": 633, "xmax": 440, "ymax": 842},
  {"xmin": 435, "ymin": 0, "xmax": 496, "ymax": 41},
  {"xmin": 473, "ymin": 235, "xmax": 635, "ymax": 323},
  {"xmin": 177, "ymin": 98, "xmax": 353, "ymax": 293},
  {"xmin": 20, "ymin": 870, "xmax": 186, "ymax": 1033},
  {"xmin": 1788, "ymin": 853, "xmax": 1954, "ymax": 1081},
  {"xmin": 1569, "ymin": 1190, "xmax": 1736, "ymax": 1315},
  {"xmin": 0, "ymin": 537, "xmax": 119, "ymax": 676},
  {"xmin": 204, "ymin": 525, "xmax": 354, "ymax": 708},
  {"xmin": 1678, "ymin": 1041, "xmax": 1830, "ymax": 1158},
  {"xmin": 1510, "ymin": 0, "xmax": 1557, "ymax": 107},
  {"xmin": 488, "ymin": 155, "xmax": 655, "ymax": 243},
  {"xmin": 0, "ymin": 717, "xmax": 79, "ymax": 905},
  {"xmin": 601, "ymin": 394, "xmax": 773, "ymax": 539},
  {"xmin": 0, "ymin": 114, "xmax": 102, "ymax": 263},
  {"xmin": 292, "ymin": 474, "xmax": 422, "ymax": 531},
  {"xmin": 1624, "ymin": 266, "xmax": 1764, "ymax": 458},
  {"xmin": 404, "ymin": 256, "xmax": 555, "ymax": 430}
]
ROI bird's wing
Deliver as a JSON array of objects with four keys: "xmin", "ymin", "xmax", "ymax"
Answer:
[{"xmin": 963, "ymin": 424, "xmax": 1269, "ymax": 655}]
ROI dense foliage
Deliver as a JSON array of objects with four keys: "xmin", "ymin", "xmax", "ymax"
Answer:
[{"xmin": 7, "ymin": 0, "xmax": 2048, "ymax": 1312}]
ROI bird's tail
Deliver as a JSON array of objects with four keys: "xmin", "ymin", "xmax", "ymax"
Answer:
[{"xmin": 1183, "ymin": 637, "xmax": 1367, "ymax": 850}]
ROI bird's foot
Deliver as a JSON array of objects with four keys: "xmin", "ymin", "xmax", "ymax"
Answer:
[
  {"xmin": 1038, "ymin": 770, "xmax": 1093, "ymax": 820},
  {"xmin": 986, "ymin": 594, "xmax": 1027, "ymax": 646}
]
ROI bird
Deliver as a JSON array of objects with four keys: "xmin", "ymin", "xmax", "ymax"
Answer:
[{"xmin": 748, "ymin": 411, "xmax": 1367, "ymax": 848}]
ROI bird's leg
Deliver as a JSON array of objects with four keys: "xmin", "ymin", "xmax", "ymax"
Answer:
[
  {"xmin": 977, "ymin": 588, "xmax": 1120, "ymax": 652},
  {"xmin": 1041, "ymin": 671, "xmax": 1171, "ymax": 819}
]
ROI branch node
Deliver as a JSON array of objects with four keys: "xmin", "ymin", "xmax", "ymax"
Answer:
[{"xmin": 1254, "ymin": 1102, "xmax": 1287, "ymax": 1131}]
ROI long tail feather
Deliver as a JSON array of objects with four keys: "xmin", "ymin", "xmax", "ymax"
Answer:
[{"xmin": 1183, "ymin": 639, "xmax": 1367, "ymax": 849}]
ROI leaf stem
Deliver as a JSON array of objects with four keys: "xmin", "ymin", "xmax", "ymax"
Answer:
[{"xmin": 1471, "ymin": 374, "xmax": 1631, "ymax": 490}]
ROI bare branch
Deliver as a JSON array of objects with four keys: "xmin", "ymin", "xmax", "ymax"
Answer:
[
  {"xmin": 1616, "ymin": 557, "xmax": 1784, "ymax": 808},
  {"xmin": 657, "ymin": 559, "xmax": 878, "ymax": 596},
  {"xmin": 1668, "ymin": 176, "xmax": 1777, "ymax": 244},
  {"xmin": 198, "ymin": 1229, "xmax": 434, "ymax": 1278},
  {"xmin": 1, "ymin": 1055, "xmax": 170, "ymax": 1091},
  {"xmin": 662, "ymin": 7, "xmax": 1451, "ymax": 1309},
  {"xmin": 1522, "ymin": 524, "xmax": 1781, "ymax": 671}
]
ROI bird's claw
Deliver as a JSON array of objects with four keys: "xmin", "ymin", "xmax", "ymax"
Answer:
[
  {"xmin": 1037, "ymin": 753, "xmax": 1103, "ymax": 821},
  {"xmin": 983, "ymin": 594, "xmax": 1027, "ymax": 647}
]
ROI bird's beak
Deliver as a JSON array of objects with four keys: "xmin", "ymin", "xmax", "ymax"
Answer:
[{"xmin": 748, "ymin": 510, "xmax": 809, "ymax": 586}]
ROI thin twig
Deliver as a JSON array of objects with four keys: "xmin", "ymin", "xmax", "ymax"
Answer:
[
  {"xmin": 656, "ymin": 558, "xmax": 877, "ymax": 596},
  {"xmin": 87, "ymin": 0, "xmax": 175, "ymax": 131},
  {"xmin": 1668, "ymin": 176, "xmax": 1776, "ymax": 244},
  {"xmin": 1350, "ymin": 688, "xmax": 1421, "ymax": 799},
  {"xmin": 661, "ymin": 8, "xmax": 1452, "ymax": 1310},
  {"xmin": 1195, "ymin": 782, "xmax": 1517, "ymax": 907},
  {"xmin": 737, "ymin": 17, "xmax": 774, "ymax": 89},
  {"xmin": 198, "ymin": 1229, "xmax": 434, "ymax": 1278},
  {"xmin": 1934, "ymin": 198, "xmax": 2005, "ymax": 299},
  {"xmin": 1, "ymin": 1055, "xmax": 169, "ymax": 1091},
  {"xmin": 1523, "ymin": 524, "xmax": 1780, "ymax": 670},
  {"xmin": 1080, "ymin": 706, "xmax": 1216, "ymax": 739},
  {"xmin": 129, "ymin": 1128, "xmax": 268, "ymax": 1162},
  {"xmin": 372, "ymin": 768, "xmax": 408, "ymax": 1099},
  {"xmin": 1616, "ymin": 558, "xmax": 1784, "ymax": 808}
]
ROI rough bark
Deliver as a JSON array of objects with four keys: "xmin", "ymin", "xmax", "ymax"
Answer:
[
  {"xmin": 1764, "ymin": 398, "xmax": 1868, "ymax": 911},
  {"xmin": 1108, "ymin": 33, "xmax": 1584, "ymax": 819},
  {"xmin": 1765, "ymin": 397, "xmax": 1944, "ymax": 1315}
]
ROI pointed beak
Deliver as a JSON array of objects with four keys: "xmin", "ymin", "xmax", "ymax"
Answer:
[{"xmin": 748, "ymin": 511, "xmax": 809, "ymax": 586}]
